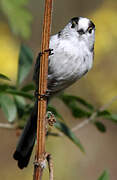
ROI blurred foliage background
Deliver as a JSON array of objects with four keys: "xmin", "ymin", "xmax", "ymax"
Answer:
[{"xmin": 0, "ymin": 0, "xmax": 117, "ymax": 180}]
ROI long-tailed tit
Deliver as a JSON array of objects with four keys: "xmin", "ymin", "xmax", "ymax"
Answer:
[{"xmin": 13, "ymin": 17, "xmax": 95, "ymax": 169}]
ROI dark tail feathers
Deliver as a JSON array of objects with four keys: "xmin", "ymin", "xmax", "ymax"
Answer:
[{"xmin": 13, "ymin": 101, "xmax": 38, "ymax": 169}]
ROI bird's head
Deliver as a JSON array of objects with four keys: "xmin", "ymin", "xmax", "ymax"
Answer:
[{"xmin": 63, "ymin": 17, "xmax": 95, "ymax": 52}]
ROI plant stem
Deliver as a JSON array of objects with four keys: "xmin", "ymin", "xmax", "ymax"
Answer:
[
  {"xmin": 72, "ymin": 95, "xmax": 117, "ymax": 132},
  {"xmin": 33, "ymin": 0, "xmax": 53, "ymax": 180}
]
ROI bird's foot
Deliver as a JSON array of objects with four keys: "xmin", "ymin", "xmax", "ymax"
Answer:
[
  {"xmin": 34, "ymin": 90, "xmax": 50, "ymax": 100},
  {"xmin": 39, "ymin": 48, "xmax": 54, "ymax": 57},
  {"xmin": 44, "ymin": 48, "xmax": 54, "ymax": 56}
]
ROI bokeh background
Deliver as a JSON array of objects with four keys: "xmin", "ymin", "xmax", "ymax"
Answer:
[{"xmin": 0, "ymin": 0, "xmax": 117, "ymax": 179}]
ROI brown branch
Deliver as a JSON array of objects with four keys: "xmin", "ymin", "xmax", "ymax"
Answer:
[
  {"xmin": 46, "ymin": 154, "xmax": 54, "ymax": 180},
  {"xmin": 33, "ymin": 0, "xmax": 53, "ymax": 180}
]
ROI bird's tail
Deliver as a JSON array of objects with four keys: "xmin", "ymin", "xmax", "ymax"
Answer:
[{"xmin": 13, "ymin": 101, "xmax": 38, "ymax": 169}]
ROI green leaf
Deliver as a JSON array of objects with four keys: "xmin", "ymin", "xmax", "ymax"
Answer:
[
  {"xmin": 17, "ymin": 44, "xmax": 33, "ymax": 85},
  {"xmin": 21, "ymin": 83, "xmax": 35, "ymax": 92},
  {"xmin": 0, "ymin": 84, "xmax": 34, "ymax": 100},
  {"xmin": 0, "ymin": 94, "xmax": 17, "ymax": 122},
  {"xmin": 59, "ymin": 94, "xmax": 94, "ymax": 111},
  {"xmin": 70, "ymin": 103, "xmax": 91, "ymax": 118},
  {"xmin": 0, "ymin": 84, "xmax": 15, "ymax": 92},
  {"xmin": 105, "ymin": 114, "xmax": 117, "ymax": 123},
  {"xmin": 97, "ymin": 110, "xmax": 117, "ymax": 123},
  {"xmin": 62, "ymin": 98, "xmax": 91, "ymax": 118},
  {"xmin": 0, "ymin": 74, "xmax": 11, "ymax": 81},
  {"xmin": 0, "ymin": 83, "xmax": 34, "ymax": 100},
  {"xmin": 1, "ymin": 0, "xmax": 32, "ymax": 39},
  {"xmin": 5, "ymin": 89, "xmax": 34, "ymax": 100},
  {"xmin": 94, "ymin": 121, "xmax": 106, "ymax": 133},
  {"xmin": 75, "ymin": 96, "xmax": 94, "ymax": 111},
  {"xmin": 14, "ymin": 96, "xmax": 26, "ymax": 107},
  {"xmin": 97, "ymin": 110, "xmax": 111, "ymax": 117},
  {"xmin": 54, "ymin": 120, "xmax": 85, "ymax": 152},
  {"xmin": 59, "ymin": 93, "xmax": 92, "ymax": 118},
  {"xmin": 98, "ymin": 170, "xmax": 109, "ymax": 180}
]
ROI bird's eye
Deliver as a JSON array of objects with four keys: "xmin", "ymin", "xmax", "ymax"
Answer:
[
  {"xmin": 77, "ymin": 29, "xmax": 84, "ymax": 35},
  {"xmin": 71, "ymin": 21, "xmax": 76, "ymax": 28},
  {"xmin": 88, "ymin": 27, "xmax": 93, "ymax": 34}
]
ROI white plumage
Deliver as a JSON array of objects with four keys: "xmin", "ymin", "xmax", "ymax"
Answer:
[
  {"xmin": 13, "ymin": 17, "xmax": 95, "ymax": 169},
  {"xmin": 48, "ymin": 17, "xmax": 95, "ymax": 93}
]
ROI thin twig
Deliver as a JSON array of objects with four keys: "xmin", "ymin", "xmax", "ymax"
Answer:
[
  {"xmin": 72, "ymin": 112, "xmax": 97, "ymax": 132},
  {"xmin": 72, "ymin": 95, "xmax": 117, "ymax": 132},
  {"xmin": 46, "ymin": 154, "xmax": 54, "ymax": 180},
  {"xmin": 0, "ymin": 123, "xmax": 15, "ymax": 129},
  {"xmin": 99, "ymin": 96, "xmax": 117, "ymax": 111}
]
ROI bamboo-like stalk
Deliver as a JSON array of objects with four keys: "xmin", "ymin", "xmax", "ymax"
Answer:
[{"xmin": 33, "ymin": 0, "xmax": 53, "ymax": 180}]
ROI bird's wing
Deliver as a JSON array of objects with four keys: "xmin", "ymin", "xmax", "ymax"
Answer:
[{"xmin": 33, "ymin": 53, "xmax": 41, "ymax": 89}]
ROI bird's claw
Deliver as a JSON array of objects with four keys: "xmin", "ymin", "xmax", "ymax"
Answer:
[
  {"xmin": 45, "ymin": 48, "xmax": 54, "ymax": 56},
  {"xmin": 38, "ymin": 49, "xmax": 54, "ymax": 57},
  {"xmin": 34, "ymin": 90, "xmax": 50, "ymax": 100}
]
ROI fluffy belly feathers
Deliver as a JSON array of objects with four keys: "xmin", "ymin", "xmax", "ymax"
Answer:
[{"xmin": 47, "ymin": 50, "xmax": 93, "ymax": 93}]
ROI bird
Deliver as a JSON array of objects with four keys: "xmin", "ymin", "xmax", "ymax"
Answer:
[{"xmin": 13, "ymin": 17, "xmax": 95, "ymax": 169}]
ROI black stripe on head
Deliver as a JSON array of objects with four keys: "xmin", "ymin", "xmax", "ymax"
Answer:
[
  {"xmin": 71, "ymin": 17, "xmax": 80, "ymax": 28},
  {"xmin": 89, "ymin": 20, "xmax": 95, "ymax": 29},
  {"xmin": 58, "ymin": 31, "xmax": 62, "ymax": 38}
]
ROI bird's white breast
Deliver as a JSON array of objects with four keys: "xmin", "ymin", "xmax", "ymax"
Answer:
[{"xmin": 47, "ymin": 35, "xmax": 93, "ymax": 93}]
